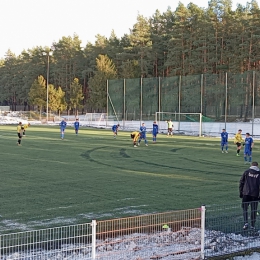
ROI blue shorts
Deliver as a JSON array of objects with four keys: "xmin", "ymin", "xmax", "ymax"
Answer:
[
  {"xmin": 244, "ymin": 149, "xmax": 252, "ymax": 156},
  {"xmin": 153, "ymin": 132, "xmax": 157, "ymax": 136},
  {"xmin": 221, "ymin": 142, "xmax": 228, "ymax": 146}
]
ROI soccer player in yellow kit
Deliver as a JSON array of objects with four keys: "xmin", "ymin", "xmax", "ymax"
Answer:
[
  {"xmin": 17, "ymin": 122, "xmax": 23, "ymax": 146},
  {"xmin": 166, "ymin": 119, "xmax": 174, "ymax": 136},
  {"xmin": 131, "ymin": 131, "xmax": 141, "ymax": 147},
  {"xmin": 22, "ymin": 123, "xmax": 30, "ymax": 136},
  {"xmin": 234, "ymin": 129, "xmax": 243, "ymax": 156}
]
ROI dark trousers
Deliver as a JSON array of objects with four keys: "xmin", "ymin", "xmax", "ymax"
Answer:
[{"xmin": 242, "ymin": 195, "xmax": 259, "ymax": 227}]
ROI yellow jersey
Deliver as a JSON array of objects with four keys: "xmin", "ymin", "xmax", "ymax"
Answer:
[
  {"xmin": 131, "ymin": 131, "xmax": 140, "ymax": 142},
  {"xmin": 167, "ymin": 121, "xmax": 173, "ymax": 128},
  {"xmin": 17, "ymin": 125, "xmax": 23, "ymax": 133},
  {"xmin": 234, "ymin": 133, "xmax": 243, "ymax": 144},
  {"xmin": 22, "ymin": 124, "xmax": 30, "ymax": 129}
]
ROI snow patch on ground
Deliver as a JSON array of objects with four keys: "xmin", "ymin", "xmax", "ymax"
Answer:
[
  {"xmin": 2, "ymin": 227, "xmax": 260, "ymax": 259},
  {"xmin": 233, "ymin": 252, "xmax": 260, "ymax": 259}
]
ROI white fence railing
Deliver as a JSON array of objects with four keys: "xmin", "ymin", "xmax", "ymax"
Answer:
[
  {"xmin": 0, "ymin": 208, "xmax": 203, "ymax": 260},
  {"xmin": 1, "ymin": 204, "xmax": 260, "ymax": 259}
]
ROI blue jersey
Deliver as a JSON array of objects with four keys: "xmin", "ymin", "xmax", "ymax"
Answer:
[
  {"xmin": 221, "ymin": 132, "xmax": 228, "ymax": 144},
  {"xmin": 244, "ymin": 137, "xmax": 253, "ymax": 150},
  {"xmin": 60, "ymin": 120, "xmax": 67, "ymax": 130},
  {"xmin": 140, "ymin": 125, "xmax": 147, "ymax": 138},
  {"xmin": 74, "ymin": 121, "xmax": 80, "ymax": 129},
  {"xmin": 221, "ymin": 132, "xmax": 228, "ymax": 143},
  {"xmin": 112, "ymin": 125, "xmax": 118, "ymax": 132},
  {"xmin": 153, "ymin": 124, "xmax": 158, "ymax": 135}
]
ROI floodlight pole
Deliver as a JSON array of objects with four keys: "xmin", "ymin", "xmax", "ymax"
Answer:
[
  {"xmin": 252, "ymin": 70, "xmax": 255, "ymax": 136},
  {"xmin": 225, "ymin": 72, "xmax": 227, "ymax": 130},
  {"xmin": 46, "ymin": 53, "xmax": 50, "ymax": 123},
  {"xmin": 43, "ymin": 50, "xmax": 52, "ymax": 123}
]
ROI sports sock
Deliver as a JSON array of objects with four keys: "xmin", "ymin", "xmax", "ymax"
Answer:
[
  {"xmin": 244, "ymin": 157, "xmax": 247, "ymax": 161},
  {"xmin": 237, "ymin": 149, "xmax": 240, "ymax": 154}
]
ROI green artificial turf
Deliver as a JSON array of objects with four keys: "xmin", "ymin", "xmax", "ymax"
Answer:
[{"xmin": 0, "ymin": 125, "xmax": 255, "ymax": 233}]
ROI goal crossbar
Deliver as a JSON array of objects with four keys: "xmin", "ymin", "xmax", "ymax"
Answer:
[{"xmin": 155, "ymin": 112, "xmax": 202, "ymax": 137}]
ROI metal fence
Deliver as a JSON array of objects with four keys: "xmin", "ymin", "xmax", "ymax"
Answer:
[
  {"xmin": 1, "ymin": 204, "xmax": 260, "ymax": 259},
  {"xmin": 0, "ymin": 222, "xmax": 94, "ymax": 259},
  {"xmin": 204, "ymin": 202, "xmax": 260, "ymax": 259},
  {"xmin": 95, "ymin": 209, "xmax": 202, "ymax": 259},
  {"xmin": 0, "ymin": 208, "xmax": 202, "ymax": 260},
  {"xmin": 107, "ymin": 71, "xmax": 260, "ymax": 135}
]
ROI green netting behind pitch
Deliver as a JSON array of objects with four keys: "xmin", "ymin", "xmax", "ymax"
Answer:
[
  {"xmin": 125, "ymin": 78, "xmax": 141, "ymax": 121},
  {"xmin": 228, "ymin": 71, "xmax": 251, "ymax": 121},
  {"xmin": 255, "ymin": 71, "xmax": 260, "ymax": 118},
  {"xmin": 181, "ymin": 74, "xmax": 201, "ymax": 113},
  {"xmin": 142, "ymin": 78, "xmax": 159, "ymax": 120},
  {"xmin": 160, "ymin": 76, "xmax": 179, "ymax": 112},
  {"xmin": 108, "ymin": 72, "xmax": 260, "ymax": 131},
  {"xmin": 107, "ymin": 79, "xmax": 124, "ymax": 122},
  {"xmin": 203, "ymin": 74, "xmax": 226, "ymax": 121}
]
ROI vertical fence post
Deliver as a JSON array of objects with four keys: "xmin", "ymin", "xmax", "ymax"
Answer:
[
  {"xmin": 123, "ymin": 78, "xmax": 126, "ymax": 129},
  {"xmin": 92, "ymin": 220, "xmax": 97, "ymax": 260},
  {"xmin": 158, "ymin": 77, "xmax": 161, "ymax": 123},
  {"xmin": 200, "ymin": 74, "xmax": 204, "ymax": 136},
  {"xmin": 178, "ymin": 75, "xmax": 181, "ymax": 132},
  {"xmin": 140, "ymin": 77, "xmax": 143, "ymax": 125},
  {"xmin": 201, "ymin": 205, "xmax": 206, "ymax": 260},
  {"xmin": 252, "ymin": 71, "xmax": 255, "ymax": 136},
  {"xmin": 199, "ymin": 113, "xmax": 202, "ymax": 137},
  {"xmin": 106, "ymin": 80, "xmax": 108, "ymax": 127},
  {"xmin": 200, "ymin": 74, "xmax": 203, "ymax": 115},
  {"xmin": 225, "ymin": 72, "xmax": 227, "ymax": 130}
]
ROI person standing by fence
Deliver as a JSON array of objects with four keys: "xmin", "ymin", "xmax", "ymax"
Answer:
[{"xmin": 239, "ymin": 161, "xmax": 260, "ymax": 233}]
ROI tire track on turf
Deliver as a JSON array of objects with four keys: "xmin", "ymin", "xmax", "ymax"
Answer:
[
  {"xmin": 80, "ymin": 146, "xmax": 226, "ymax": 176},
  {"xmin": 80, "ymin": 146, "xmax": 107, "ymax": 162}
]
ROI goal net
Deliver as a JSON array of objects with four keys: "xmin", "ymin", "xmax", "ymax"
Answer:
[{"xmin": 155, "ymin": 112, "xmax": 203, "ymax": 137}]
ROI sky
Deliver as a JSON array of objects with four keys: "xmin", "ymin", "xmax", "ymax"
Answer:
[{"xmin": 0, "ymin": 0, "xmax": 255, "ymax": 59}]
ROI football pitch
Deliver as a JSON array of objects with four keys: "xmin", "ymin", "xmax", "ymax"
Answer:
[{"xmin": 0, "ymin": 125, "xmax": 256, "ymax": 233}]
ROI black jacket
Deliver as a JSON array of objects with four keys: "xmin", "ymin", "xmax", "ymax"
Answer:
[{"xmin": 239, "ymin": 166, "xmax": 260, "ymax": 198}]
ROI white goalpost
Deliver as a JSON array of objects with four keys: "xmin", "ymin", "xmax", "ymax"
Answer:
[{"xmin": 155, "ymin": 112, "xmax": 203, "ymax": 137}]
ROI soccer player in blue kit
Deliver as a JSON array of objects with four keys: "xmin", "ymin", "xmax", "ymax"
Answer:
[
  {"xmin": 112, "ymin": 124, "xmax": 120, "ymax": 138},
  {"xmin": 221, "ymin": 129, "xmax": 228, "ymax": 153},
  {"xmin": 138, "ymin": 123, "xmax": 148, "ymax": 146},
  {"xmin": 244, "ymin": 133, "xmax": 254, "ymax": 164},
  {"xmin": 152, "ymin": 121, "xmax": 159, "ymax": 143},
  {"xmin": 59, "ymin": 118, "xmax": 67, "ymax": 139},
  {"xmin": 74, "ymin": 118, "xmax": 80, "ymax": 135}
]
